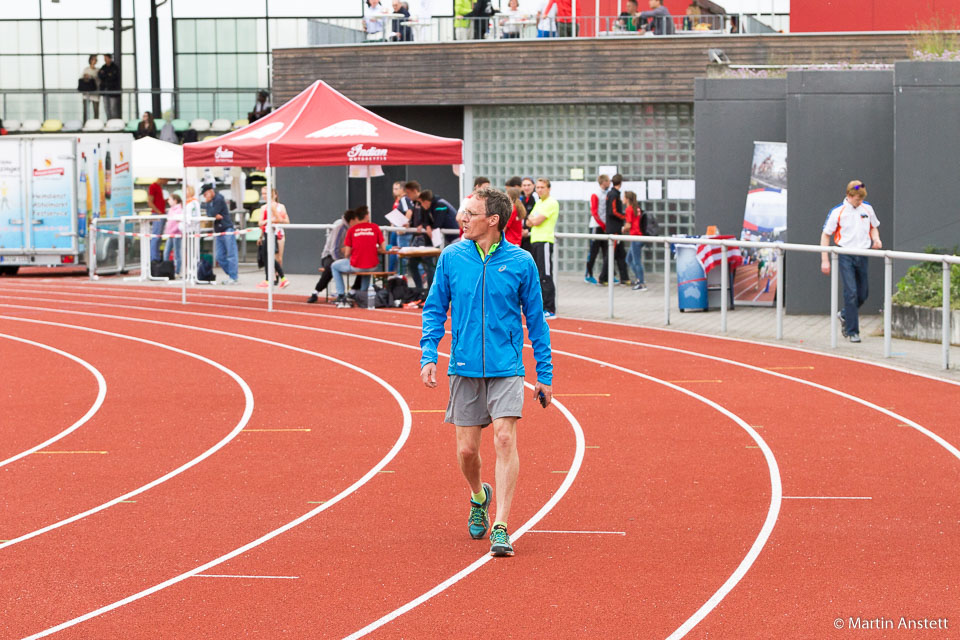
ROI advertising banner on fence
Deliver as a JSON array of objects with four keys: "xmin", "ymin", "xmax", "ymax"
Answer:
[
  {"xmin": 735, "ymin": 141, "xmax": 787, "ymax": 307},
  {"xmin": 0, "ymin": 140, "xmax": 23, "ymax": 254}
]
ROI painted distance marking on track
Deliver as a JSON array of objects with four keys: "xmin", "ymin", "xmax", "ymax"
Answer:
[
  {"xmin": 0, "ymin": 332, "xmax": 107, "ymax": 469},
  {"xmin": 0, "ymin": 315, "xmax": 254, "ymax": 551}
]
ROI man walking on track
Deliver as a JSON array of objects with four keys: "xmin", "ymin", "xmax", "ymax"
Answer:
[{"xmin": 419, "ymin": 187, "xmax": 554, "ymax": 558}]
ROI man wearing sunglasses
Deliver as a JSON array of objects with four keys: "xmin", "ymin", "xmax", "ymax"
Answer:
[{"xmin": 820, "ymin": 180, "xmax": 881, "ymax": 343}]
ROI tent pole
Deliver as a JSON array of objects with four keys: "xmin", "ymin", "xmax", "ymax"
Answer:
[
  {"xmin": 267, "ymin": 166, "xmax": 274, "ymax": 311},
  {"xmin": 181, "ymin": 169, "xmax": 187, "ymax": 304},
  {"xmin": 366, "ymin": 171, "xmax": 372, "ymax": 211},
  {"xmin": 595, "ymin": 0, "xmax": 599, "ymax": 35}
]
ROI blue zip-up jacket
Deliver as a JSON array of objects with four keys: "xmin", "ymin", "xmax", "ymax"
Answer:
[{"xmin": 420, "ymin": 236, "xmax": 553, "ymax": 385}]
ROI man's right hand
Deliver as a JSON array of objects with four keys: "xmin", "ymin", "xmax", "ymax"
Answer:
[
  {"xmin": 420, "ymin": 363, "xmax": 437, "ymax": 388},
  {"xmin": 821, "ymin": 260, "xmax": 830, "ymax": 275}
]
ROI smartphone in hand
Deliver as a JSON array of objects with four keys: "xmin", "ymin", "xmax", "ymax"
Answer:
[{"xmin": 538, "ymin": 390, "xmax": 547, "ymax": 408}]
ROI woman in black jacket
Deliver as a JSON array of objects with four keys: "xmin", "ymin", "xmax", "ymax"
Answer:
[{"xmin": 135, "ymin": 111, "xmax": 157, "ymax": 139}]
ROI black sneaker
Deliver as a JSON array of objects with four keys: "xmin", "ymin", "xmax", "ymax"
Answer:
[
  {"xmin": 468, "ymin": 482, "xmax": 492, "ymax": 540},
  {"xmin": 632, "ymin": 282, "xmax": 648, "ymax": 291},
  {"xmin": 489, "ymin": 524, "xmax": 514, "ymax": 557},
  {"xmin": 335, "ymin": 294, "xmax": 351, "ymax": 309},
  {"xmin": 307, "ymin": 293, "xmax": 318, "ymax": 304}
]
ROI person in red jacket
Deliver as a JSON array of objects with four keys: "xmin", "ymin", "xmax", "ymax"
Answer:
[
  {"xmin": 504, "ymin": 187, "xmax": 526, "ymax": 246},
  {"xmin": 585, "ymin": 173, "xmax": 610, "ymax": 284},
  {"xmin": 542, "ymin": 0, "xmax": 574, "ymax": 36},
  {"xmin": 623, "ymin": 190, "xmax": 648, "ymax": 290}
]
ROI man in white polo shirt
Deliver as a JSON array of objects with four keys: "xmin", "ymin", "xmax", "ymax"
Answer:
[{"xmin": 820, "ymin": 179, "xmax": 881, "ymax": 343}]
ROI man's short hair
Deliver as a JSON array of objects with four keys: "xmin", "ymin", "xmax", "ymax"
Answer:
[
  {"xmin": 597, "ymin": 174, "xmax": 610, "ymax": 184},
  {"xmin": 404, "ymin": 180, "xmax": 421, "ymax": 192},
  {"xmin": 611, "ymin": 173, "xmax": 623, "ymax": 186},
  {"xmin": 473, "ymin": 187, "xmax": 512, "ymax": 233},
  {"xmin": 343, "ymin": 208, "xmax": 356, "ymax": 222},
  {"xmin": 505, "ymin": 176, "xmax": 522, "ymax": 188},
  {"xmin": 419, "ymin": 189, "xmax": 434, "ymax": 203},
  {"xmin": 354, "ymin": 205, "xmax": 370, "ymax": 219},
  {"xmin": 474, "ymin": 176, "xmax": 491, "ymax": 188},
  {"xmin": 536, "ymin": 178, "xmax": 551, "ymax": 188}
]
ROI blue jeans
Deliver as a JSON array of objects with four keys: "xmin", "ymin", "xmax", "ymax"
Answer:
[
  {"xmin": 165, "ymin": 236, "xmax": 181, "ymax": 275},
  {"xmin": 150, "ymin": 220, "xmax": 164, "ymax": 262},
  {"xmin": 214, "ymin": 233, "xmax": 239, "ymax": 281},
  {"xmin": 331, "ymin": 258, "xmax": 376, "ymax": 295},
  {"xmin": 626, "ymin": 240, "xmax": 645, "ymax": 285},
  {"xmin": 387, "ymin": 232, "xmax": 412, "ymax": 273},
  {"xmin": 838, "ymin": 254, "xmax": 869, "ymax": 335}
]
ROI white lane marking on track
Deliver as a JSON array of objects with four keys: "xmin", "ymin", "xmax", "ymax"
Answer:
[
  {"xmin": 192, "ymin": 574, "xmax": 299, "ymax": 580},
  {"xmin": 11, "ymin": 308, "xmax": 413, "ymax": 640},
  {"xmin": 1, "ymin": 299, "xmax": 582, "ymax": 640},
  {"xmin": 0, "ymin": 333, "xmax": 107, "ymax": 469},
  {"xmin": 1, "ymin": 291, "xmax": 949, "ymax": 637},
  {"xmin": 782, "ymin": 496, "xmax": 872, "ymax": 500},
  {"xmin": 0, "ymin": 317, "xmax": 254, "ymax": 552}
]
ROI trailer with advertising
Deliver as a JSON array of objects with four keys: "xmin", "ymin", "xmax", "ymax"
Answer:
[{"xmin": 0, "ymin": 134, "xmax": 134, "ymax": 274}]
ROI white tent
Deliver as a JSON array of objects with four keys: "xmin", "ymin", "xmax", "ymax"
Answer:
[{"xmin": 132, "ymin": 137, "xmax": 184, "ymax": 179}]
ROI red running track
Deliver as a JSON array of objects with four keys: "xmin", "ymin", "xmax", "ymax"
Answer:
[{"xmin": 0, "ymin": 278, "xmax": 957, "ymax": 639}]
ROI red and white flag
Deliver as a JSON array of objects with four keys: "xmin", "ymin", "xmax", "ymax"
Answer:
[{"xmin": 696, "ymin": 235, "xmax": 743, "ymax": 275}]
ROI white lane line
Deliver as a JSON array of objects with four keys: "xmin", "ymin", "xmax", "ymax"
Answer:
[
  {"xmin": 14, "ymin": 308, "xmax": 413, "ymax": 639},
  {"xmin": 0, "ymin": 333, "xmax": 107, "ymax": 469},
  {"xmin": 0, "ymin": 298, "xmax": 585, "ymax": 640},
  {"xmin": 192, "ymin": 574, "xmax": 299, "ymax": 580},
  {"xmin": 529, "ymin": 530, "xmax": 627, "ymax": 535},
  {"xmin": 537, "ymin": 346, "xmax": 781, "ymax": 640},
  {"xmin": 0, "ymin": 316, "xmax": 254, "ymax": 552},
  {"xmin": 782, "ymin": 496, "xmax": 872, "ymax": 500}
]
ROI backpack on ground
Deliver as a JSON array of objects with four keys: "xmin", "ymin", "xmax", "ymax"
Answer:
[
  {"xmin": 196, "ymin": 257, "xmax": 215, "ymax": 282},
  {"xmin": 386, "ymin": 277, "xmax": 418, "ymax": 305},
  {"xmin": 641, "ymin": 210, "xmax": 661, "ymax": 237},
  {"xmin": 151, "ymin": 260, "xmax": 175, "ymax": 279}
]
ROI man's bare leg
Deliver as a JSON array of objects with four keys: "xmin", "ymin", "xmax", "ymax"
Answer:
[
  {"xmin": 456, "ymin": 425, "xmax": 484, "ymax": 494},
  {"xmin": 491, "ymin": 416, "xmax": 519, "ymax": 526}
]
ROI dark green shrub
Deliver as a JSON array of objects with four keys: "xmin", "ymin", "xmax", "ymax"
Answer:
[{"xmin": 892, "ymin": 247, "xmax": 960, "ymax": 309}]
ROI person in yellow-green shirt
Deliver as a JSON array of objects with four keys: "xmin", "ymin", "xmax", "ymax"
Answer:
[{"xmin": 525, "ymin": 178, "xmax": 559, "ymax": 319}]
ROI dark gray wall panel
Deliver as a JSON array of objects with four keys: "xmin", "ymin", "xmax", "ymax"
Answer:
[
  {"xmin": 894, "ymin": 62, "xmax": 960, "ymax": 267},
  {"xmin": 785, "ymin": 70, "xmax": 894, "ymax": 314},
  {"xmin": 694, "ymin": 78, "xmax": 786, "ymax": 237}
]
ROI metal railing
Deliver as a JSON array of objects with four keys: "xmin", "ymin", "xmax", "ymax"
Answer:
[
  {"xmin": 554, "ymin": 232, "xmax": 959, "ymax": 369},
  {"xmin": 308, "ymin": 12, "xmax": 775, "ymax": 45},
  {"xmin": 1, "ymin": 88, "xmax": 265, "ymax": 127}
]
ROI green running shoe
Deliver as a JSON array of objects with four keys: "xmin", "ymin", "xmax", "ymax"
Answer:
[
  {"xmin": 468, "ymin": 482, "xmax": 492, "ymax": 540},
  {"xmin": 489, "ymin": 524, "xmax": 514, "ymax": 557}
]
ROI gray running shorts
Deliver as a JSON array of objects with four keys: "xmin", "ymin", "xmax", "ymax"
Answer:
[{"xmin": 445, "ymin": 375, "xmax": 524, "ymax": 427}]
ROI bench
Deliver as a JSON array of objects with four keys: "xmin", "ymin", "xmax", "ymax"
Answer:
[{"xmin": 320, "ymin": 269, "xmax": 397, "ymax": 303}]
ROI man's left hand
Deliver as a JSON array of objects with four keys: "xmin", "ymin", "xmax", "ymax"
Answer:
[
  {"xmin": 871, "ymin": 238, "xmax": 882, "ymax": 249},
  {"xmin": 534, "ymin": 382, "xmax": 552, "ymax": 408},
  {"xmin": 215, "ymin": 214, "xmax": 223, "ymax": 220}
]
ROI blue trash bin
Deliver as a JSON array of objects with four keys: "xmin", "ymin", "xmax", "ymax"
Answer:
[{"xmin": 675, "ymin": 243, "xmax": 707, "ymax": 312}]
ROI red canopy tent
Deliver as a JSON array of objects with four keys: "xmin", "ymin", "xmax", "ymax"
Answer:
[
  {"xmin": 182, "ymin": 79, "xmax": 464, "ymax": 309},
  {"xmin": 182, "ymin": 79, "xmax": 463, "ymax": 168}
]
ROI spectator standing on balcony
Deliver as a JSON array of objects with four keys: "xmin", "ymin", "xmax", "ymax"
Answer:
[
  {"xmin": 459, "ymin": 0, "xmax": 495, "ymax": 40},
  {"xmin": 147, "ymin": 178, "xmax": 167, "ymax": 262},
  {"xmin": 391, "ymin": 0, "xmax": 413, "ymax": 41},
  {"xmin": 363, "ymin": 0, "xmax": 390, "ymax": 41},
  {"xmin": 584, "ymin": 173, "xmax": 610, "ymax": 284},
  {"xmin": 249, "ymin": 91, "xmax": 272, "ymax": 122},
  {"xmin": 454, "ymin": 0, "xmax": 473, "ymax": 39},
  {"xmin": 542, "ymin": 0, "xmax": 573, "ymax": 36},
  {"xmin": 526, "ymin": 178, "xmax": 559, "ymax": 318},
  {"xmin": 639, "ymin": 0, "xmax": 675, "ymax": 34},
  {"xmin": 79, "ymin": 55, "xmax": 100, "ymax": 122},
  {"xmin": 135, "ymin": 111, "xmax": 157, "ymax": 140},
  {"xmin": 619, "ymin": 0, "xmax": 640, "ymax": 31},
  {"xmin": 499, "ymin": 0, "xmax": 524, "ymax": 38},
  {"xmin": 536, "ymin": 0, "xmax": 558, "ymax": 36},
  {"xmin": 820, "ymin": 180, "xmax": 881, "ymax": 344},
  {"xmin": 97, "ymin": 54, "xmax": 121, "ymax": 120}
]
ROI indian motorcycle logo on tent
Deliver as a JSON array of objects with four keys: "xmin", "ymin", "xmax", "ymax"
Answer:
[
  {"xmin": 214, "ymin": 146, "xmax": 235, "ymax": 162},
  {"xmin": 307, "ymin": 119, "xmax": 379, "ymax": 138},
  {"xmin": 346, "ymin": 144, "xmax": 388, "ymax": 162}
]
